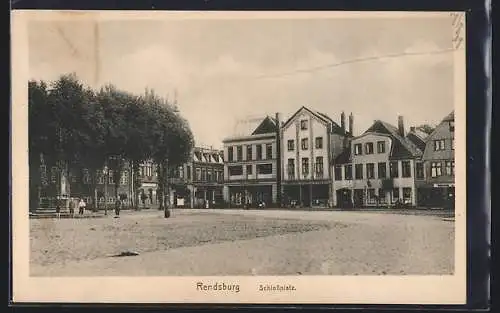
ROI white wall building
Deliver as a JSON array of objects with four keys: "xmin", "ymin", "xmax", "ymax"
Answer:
[
  {"xmin": 332, "ymin": 116, "xmax": 423, "ymax": 208},
  {"xmin": 281, "ymin": 106, "xmax": 350, "ymax": 207}
]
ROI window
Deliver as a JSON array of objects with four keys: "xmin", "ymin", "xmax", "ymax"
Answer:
[
  {"xmin": 121, "ymin": 170, "xmax": 129, "ymax": 185},
  {"xmin": 228, "ymin": 165, "xmax": 243, "ymax": 176},
  {"xmin": 365, "ymin": 142, "xmax": 374, "ymax": 154},
  {"xmin": 51, "ymin": 166, "xmax": 58, "ymax": 183},
  {"xmin": 266, "ymin": 143, "xmax": 273, "ymax": 159},
  {"xmin": 257, "ymin": 163, "xmax": 273, "ymax": 175},
  {"xmin": 256, "ymin": 145, "xmax": 263, "ymax": 160},
  {"xmin": 431, "ymin": 162, "xmax": 442, "ymax": 177},
  {"xmin": 186, "ymin": 166, "xmax": 191, "ymax": 180},
  {"xmin": 377, "ymin": 141, "xmax": 386, "ymax": 153},
  {"xmin": 345, "ymin": 165, "xmax": 353, "ymax": 180},
  {"xmin": 392, "ymin": 188, "xmax": 400, "ymax": 203},
  {"xmin": 236, "ymin": 146, "xmax": 243, "ymax": 161},
  {"xmin": 315, "ymin": 137, "xmax": 323, "ymax": 149},
  {"xmin": 83, "ymin": 169, "xmax": 90, "ymax": 184},
  {"xmin": 300, "ymin": 120, "xmax": 308, "ymax": 130},
  {"xmin": 402, "ymin": 161, "xmax": 412, "ymax": 178},
  {"xmin": 355, "ymin": 164, "xmax": 363, "ymax": 180},
  {"xmin": 287, "ymin": 140, "xmax": 294, "ymax": 151},
  {"xmin": 403, "ymin": 188, "xmax": 412, "ymax": 203},
  {"xmin": 228, "ymin": 147, "xmax": 234, "ymax": 162},
  {"xmin": 301, "ymin": 158, "xmax": 309, "ymax": 176},
  {"xmin": 108, "ymin": 170, "xmax": 114, "ymax": 184},
  {"xmin": 378, "ymin": 162, "xmax": 387, "ymax": 179},
  {"xmin": 354, "ymin": 144, "xmax": 362, "ymax": 155},
  {"xmin": 367, "ymin": 189, "xmax": 376, "ymax": 204},
  {"xmin": 201, "ymin": 168, "xmax": 207, "ymax": 181},
  {"xmin": 207, "ymin": 169, "xmax": 213, "ymax": 181},
  {"xmin": 390, "ymin": 161, "xmax": 399, "ymax": 178},
  {"xmin": 416, "ymin": 162, "xmax": 424, "ymax": 179},
  {"xmin": 434, "ymin": 139, "xmax": 446, "ymax": 151},
  {"xmin": 246, "ymin": 164, "xmax": 253, "ymax": 175},
  {"xmin": 366, "ymin": 163, "xmax": 375, "ymax": 179},
  {"xmin": 315, "ymin": 157, "xmax": 324, "ymax": 177},
  {"xmin": 97, "ymin": 170, "xmax": 105, "ymax": 184},
  {"xmin": 70, "ymin": 170, "xmax": 78, "ymax": 183},
  {"xmin": 246, "ymin": 145, "xmax": 253, "ymax": 160},
  {"xmin": 301, "ymin": 138, "xmax": 309, "ymax": 150},
  {"xmin": 451, "ymin": 138, "xmax": 455, "ymax": 150},
  {"xmin": 287, "ymin": 159, "xmax": 295, "ymax": 179},
  {"xmin": 195, "ymin": 168, "xmax": 201, "ymax": 180},
  {"xmin": 178, "ymin": 167, "xmax": 184, "ymax": 179},
  {"xmin": 378, "ymin": 188, "xmax": 386, "ymax": 203},
  {"xmin": 445, "ymin": 161, "xmax": 455, "ymax": 176},
  {"xmin": 334, "ymin": 165, "xmax": 342, "ymax": 181}
]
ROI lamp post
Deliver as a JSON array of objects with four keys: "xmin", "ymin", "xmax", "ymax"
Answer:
[{"xmin": 103, "ymin": 164, "xmax": 108, "ymax": 215}]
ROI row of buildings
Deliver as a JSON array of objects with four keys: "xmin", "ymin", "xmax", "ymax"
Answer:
[
  {"xmin": 35, "ymin": 106, "xmax": 455, "ymax": 210},
  {"xmin": 221, "ymin": 106, "xmax": 455, "ymax": 209}
]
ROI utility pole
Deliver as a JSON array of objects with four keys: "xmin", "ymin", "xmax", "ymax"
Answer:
[
  {"xmin": 103, "ymin": 162, "xmax": 108, "ymax": 216},
  {"xmin": 275, "ymin": 112, "xmax": 282, "ymax": 208}
]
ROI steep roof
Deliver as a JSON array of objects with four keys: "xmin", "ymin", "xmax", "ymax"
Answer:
[
  {"xmin": 364, "ymin": 120, "xmax": 423, "ymax": 159},
  {"xmin": 406, "ymin": 128, "xmax": 428, "ymax": 152},
  {"xmin": 283, "ymin": 106, "xmax": 347, "ymax": 136},
  {"xmin": 252, "ymin": 116, "xmax": 278, "ymax": 135},
  {"xmin": 441, "ymin": 111, "xmax": 454, "ymax": 123},
  {"xmin": 230, "ymin": 115, "xmax": 275, "ymax": 137}
]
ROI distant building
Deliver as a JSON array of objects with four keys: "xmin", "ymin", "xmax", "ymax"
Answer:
[
  {"xmin": 417, "ymin": 111, "xmax": 455, "ymax": 208},
  {"xmin": 332, "ymin": 116, "xmax": 423, "ymax": 208},
  {"xmin": 222, "ymin": 115, "xmax": 279, "ymax": 207},
  {"xmin": 169, "ymin": 146, "xmax": 224, "ymax": 208},
  {"xmin": 281, "ymin": 106, "xmax": 350, "ymax": 207}
]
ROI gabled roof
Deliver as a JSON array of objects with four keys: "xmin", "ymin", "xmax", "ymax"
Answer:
[
  {"xmin": 252, "ymin": 116, "xmax": 278, "ymax": 135},
  {"xmin": 406, "ymin": 132, "xmax": 427, "ymax": 153},
  {"xmin": 282, "ymin": 106, "xmax": 347, "ymax": 136},
  {"xmin": 441, "ymin": 111, "xmax": 454, "ymax": 123},
  {"xmin": 364, "ymin": 120, "xmax": 423, "ymax": 159}
]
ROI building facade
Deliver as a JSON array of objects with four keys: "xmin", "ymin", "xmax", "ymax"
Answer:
[
  {"xmin": 332, "ymin": 116, "xmax": 423, "ymax": 208},
  {"xmin": 170, "ymin": 146, "xmax": 224, "ymax": 208},
  {"xmin": 417, "ymin": 111, "xmax": 455, "ymax": 208},
  {"xmin": 222, "ymin": 115, "xmax": 279, "ymax": 207},
  {"xmin": 281, "ymin": 106, "xmax": 349, "ymax": 207}
]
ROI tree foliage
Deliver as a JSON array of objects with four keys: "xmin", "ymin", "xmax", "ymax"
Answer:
[
  {"xmin": 28, "ymin": 73, "xmax": 195, "ymax": 210},
  {"xmin": 415, "ymin": 124, "xmax": 436, "ymax": 135}
]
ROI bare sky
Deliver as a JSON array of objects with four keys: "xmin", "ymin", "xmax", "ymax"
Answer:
[{"xmin": 28, "ymin": 14, "xmax": 456, "ymax": 148}]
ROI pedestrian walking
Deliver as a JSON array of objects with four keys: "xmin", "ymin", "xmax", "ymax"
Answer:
[{"xmin": 78, "ymin": 198, "xmax": 86, "ymax": 215}]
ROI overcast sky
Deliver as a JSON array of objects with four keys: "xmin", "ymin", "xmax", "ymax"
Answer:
[{"xmin": 29, "ymin": 14, "xmax": 456, "ymax": 148}]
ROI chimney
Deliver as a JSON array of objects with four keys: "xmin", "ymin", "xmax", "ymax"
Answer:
[
  {"xmin": 398, "ymin": 115, "xmax": 405, "ymax": 137},
  {"xmin": 348, "ymin": 112, "xmax": 353, "ymax": 135},
  {"xmin": 410, "ymin": 126, "xmax": 415, "ymax": 132},
  {"xmin": 340, "ymin": 111, "xmax": 346, "ymax": 132}
]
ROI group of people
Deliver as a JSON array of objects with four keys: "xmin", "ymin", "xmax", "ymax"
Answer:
[
  {"xmin": 54, "ymin": 198, "xmax": 123, "ymax": 218},
  {"xmin": 55, "ymin": 198, "xmax": 87, "ymax": 218}
]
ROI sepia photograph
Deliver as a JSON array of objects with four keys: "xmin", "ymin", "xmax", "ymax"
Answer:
[{"xmin": 11, "ymin": 10, "xmax": 466, "ymax": 304}]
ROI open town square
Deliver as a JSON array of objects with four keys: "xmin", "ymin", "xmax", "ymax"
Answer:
[{"xmin": 30, "ymin": 208, "xmax": 454, "ymax": 276}]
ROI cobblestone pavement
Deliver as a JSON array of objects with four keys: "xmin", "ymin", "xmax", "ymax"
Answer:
[{"xmin": 30, "ymin": 209, "xmax": 455, "ymax": 276}]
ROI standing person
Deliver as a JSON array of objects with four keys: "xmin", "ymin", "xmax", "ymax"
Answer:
[
  {"xmin": 69, "ymin": 198, "xmax": 75, "ymax": 217},
  {"xmin": 78, "ymin": 198, "xmax": 86, "ymax": 215},
  {"xmin": 114, "ymin": 198, "xmax": 122, "ymax": 217},
  {"xmin": 55, "ymin": 202, "xmax": 61, "ymax": 219}
]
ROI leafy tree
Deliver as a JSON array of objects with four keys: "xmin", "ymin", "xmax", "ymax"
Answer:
[{"xmin": 416, "ymin": 124, "xmax": 436, "ymax": 135}]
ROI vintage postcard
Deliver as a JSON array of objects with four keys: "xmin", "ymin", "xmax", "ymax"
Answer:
[{"xmin": 11, "ymin": 10, "xmax": 466, "ymax": 304}]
